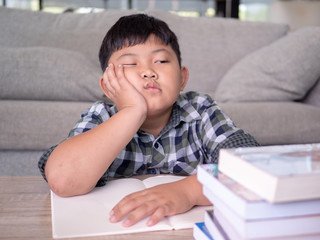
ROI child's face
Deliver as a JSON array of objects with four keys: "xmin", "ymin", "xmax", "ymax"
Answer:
[{"xmin": 108, "ymin": 35, "xmax": 188, "ymax": 117}]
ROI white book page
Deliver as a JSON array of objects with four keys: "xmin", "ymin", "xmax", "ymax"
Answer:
[
  {"xmin": 142, "ymin": 175, "xmax": 186, "ymax": 188},
  {"xmin": 168, "ymin": 205, "xmax": 212, "ymax": 229},
  {"xmin": 51, "ymin": 178, "xmax": 172, "ymax": 239}
]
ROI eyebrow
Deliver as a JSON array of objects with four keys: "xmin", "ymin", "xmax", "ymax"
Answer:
[
  {"xmin": 116, "ymin": 48, "xmax": 172, "ymax": 60},
  {"xmin": 152, "ymin": 48, "xmax": 172, "ymax": 55},
  {"xmin": 116, "ymin": 53, "xmax": 136, "ymax": 60}
]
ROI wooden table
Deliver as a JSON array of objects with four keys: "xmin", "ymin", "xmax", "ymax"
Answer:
[{"xmin": 0, "ymin": 176, "xmax": 194, "ymax": 240}]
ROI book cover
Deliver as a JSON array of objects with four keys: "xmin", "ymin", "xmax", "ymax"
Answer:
[
  {"xmin": 193, "ymin": 222, "xmax": 214, "ymax": 240},
  {"xmin": 51, "ymin": 175, "xmax": 211, "ymax": 239},
  {"xmin": 218, "ymin": 143, "xmax": 320, "ymax": 202},
  {"xmin": 214, "ymin": 206, "xmax": 320, "ymax": 239},
  {"xmin": 206, "ymin": 209, "xmax": 320, "ymax": 240},
  {"xmin": 204, "ymin": 210, "xmax": 228, "ymax": 240},
  {"xmin": 198, "ymin": 164, "xmax": 320, "ymax": 220}
]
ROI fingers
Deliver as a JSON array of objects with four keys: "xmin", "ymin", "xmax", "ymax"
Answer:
[
  {"xmin": 109, "ymin": 189, "xmax": 173, "ymax": 228},
  {"xmin": 122, "ymin": 203, "xmax": 169, "ymax": 227},
  {"xmin": 111, "ymin": 201, "xmax": 168, "ymax": 228},
  {"xmin": 102, "ymin": 63, "xmax": 120, "ymax": 98},
  {"xmin": 146, "ymin": 206, "xmax": 167, "ymax": 227},
  {"xmin": 100, "ymin": 63, "xmax": 148, "ymax": 116},
  {"xmin": 116, "ymin": 64, "xmax": 126, "ymax": 80},
  {"xmin": 109, "ymin": 193, "xmax": 145, "ymax": 223}
]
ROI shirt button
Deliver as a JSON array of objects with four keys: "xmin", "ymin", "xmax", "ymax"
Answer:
[{"xmin": 154, "ymin": 142, "xmax": 159, "ymax": 148}]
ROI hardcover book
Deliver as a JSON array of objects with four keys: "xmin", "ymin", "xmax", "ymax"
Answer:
[
  {"xmin": 193, "ymin": 222, "xmax": 214, "ymax": 240},
  {"xmin": 204, "ymin": 210, "xmax": 228, "ymax": 240},
  {"xmin": 205, "ymin": 209, "xmax": 320, "ymax": 240},
  {"xmin": 218, "ymin": 143, "xmax": 320, "ymax": 202},
  {"xmin": 214, "ymin": 202, "xmax": 320, "ymax": 239},
  {"xmin": 197, "ymin": 164, "xmax": 320, "ymax": 220}
]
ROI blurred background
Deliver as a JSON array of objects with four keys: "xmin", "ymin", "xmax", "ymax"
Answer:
[{"xmin": 1, "ymin": 0, "xmax": 320, "ymax": 30}]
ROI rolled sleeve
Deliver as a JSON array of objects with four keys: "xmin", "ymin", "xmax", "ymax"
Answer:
[
  {"xmin": 197, "ymin": 96, "xmax": 260, "ymax": 164},
  {"xmin": 37, "ymin": 101, "xmax": 115, "ymax": 182}
]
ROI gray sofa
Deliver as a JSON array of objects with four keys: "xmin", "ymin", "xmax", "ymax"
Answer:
[{"xmin": 1, "ymin": 7, "xmax": 320, "ymax": 176}]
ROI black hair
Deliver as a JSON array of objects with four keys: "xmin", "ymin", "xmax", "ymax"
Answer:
[{"xmin": 99, "ymin": 14, "xmax": 181, "ymax": 71}]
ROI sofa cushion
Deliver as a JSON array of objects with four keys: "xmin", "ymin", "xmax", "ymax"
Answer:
[
  {"xmin": 219, "ymin": 102, "xmax": 320, "ymax": 145},
  {"xmin": 302, "ymin": 77, "xmax": 320, "ymax": 107},
  {"xmin": 215, "ymin": 27, "xmax": 320, "ymax": 102},
  {"xmin": 0, "ymin": 151, "xmax": 43, "ymax": 176},
  {"xmin": 0, "ymin": 7, "xmax": 139, "ymax": 70},
  {"xmin": 0, "ymin": 7, "xmax": 289, "ymax": 96},
  {"xmin": 147, "ymin": 10, "xmax": 289, "ymax": 93},
  {"xmin": 0, "ymin": 47, "xmax": 102, "ymax": 101},
  {"xmin": 0, "ymin": 100, "xmax": 92, "ymax": 150}
]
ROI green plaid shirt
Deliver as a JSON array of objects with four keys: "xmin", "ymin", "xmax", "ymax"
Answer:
[{"xmin": 38, "ymin": 92, "xmax": 259, "ymax": 186}]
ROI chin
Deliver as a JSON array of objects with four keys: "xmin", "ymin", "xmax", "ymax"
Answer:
[{"xmin": 147, "ymin": 106, "xmax": 173, "ymax": 117}]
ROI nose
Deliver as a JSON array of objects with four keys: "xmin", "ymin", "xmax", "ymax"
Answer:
[{"xmin": 141, "ymin": 69, "xmax": 157, "ymax": 80}]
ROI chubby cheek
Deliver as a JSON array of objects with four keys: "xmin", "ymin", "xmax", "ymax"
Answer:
[
  {"xmin": 124, "ymin": 71, "xmax": 148, "ymax": 96},
  {"xmin": 172, "ymin": 76, "xmax": 185, "ymax": 93},
  {"xmin": 121, "ymin": 68, "xmax": 140, "ymax": 86}
]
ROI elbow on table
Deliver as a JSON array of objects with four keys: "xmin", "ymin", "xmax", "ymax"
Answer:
[{"xmin": 46, "ymin": 171, "xmax": 93, "ymax": 197}]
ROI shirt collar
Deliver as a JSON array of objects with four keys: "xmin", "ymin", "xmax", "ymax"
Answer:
[{"xmin": 175, "ymin": 93, "xmax": 202, "ymax": 123}]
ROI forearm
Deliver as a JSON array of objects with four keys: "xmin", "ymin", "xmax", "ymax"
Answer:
[{"xmin": 45, "ymin": 107, "xmax": 146, "ymax": 197}]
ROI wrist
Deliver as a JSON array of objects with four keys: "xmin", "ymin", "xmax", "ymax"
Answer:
[
  {"xmin": 183, "ymin": 175, "xmax": 210, "ymax": 206},
  {"xmin": 121, "ymin": 105, "xmax": 147, "ymax": 126}
]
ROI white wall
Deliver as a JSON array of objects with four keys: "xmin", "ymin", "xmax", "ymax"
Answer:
[{"xmin": 269, "ymin": 0, "xmax": 320, "ymax": 30}]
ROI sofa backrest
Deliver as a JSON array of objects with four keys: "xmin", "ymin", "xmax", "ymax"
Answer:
[
  {"xmin": 147, "ymin": 10, "xmax": 289, "ymax": 95},
  {"xmin": 0, "ymin": 7, "xmax": 289, "ymax": 101},
  {"xmin": 0, "ymin": 7, "xmax": 136, "ymax": 67}
]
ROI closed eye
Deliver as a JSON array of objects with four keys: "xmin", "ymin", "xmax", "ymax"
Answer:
[{"xmin": 122, "ymin": 63, "xmax": 137, "ymax": 67}]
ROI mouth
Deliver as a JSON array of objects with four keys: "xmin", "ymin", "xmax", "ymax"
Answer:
[{"xmin": 144, "ymin": 82, "xmax": 161, "ymax": 92}]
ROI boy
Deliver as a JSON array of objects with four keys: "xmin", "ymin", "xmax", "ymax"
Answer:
[{"xmin": 38, "ymin": 14, "xmax": 259, "ymax": 228}]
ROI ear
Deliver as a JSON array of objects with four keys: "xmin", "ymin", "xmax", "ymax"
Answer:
[
  {"xmin": 99, "ymin": 77, "xmax": 111, "ymax": 99},
  {"xmin": 179, "ymin": 66, "xmax": 189, "ymax": 91}
]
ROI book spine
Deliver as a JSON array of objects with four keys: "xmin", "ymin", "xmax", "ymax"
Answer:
[
  {"xmin": 193, "ymin": 222, "xmax": 214, "ymax": 240},
  {"xmin": 214, "ymin": 207, "xmax": 320, "ymax": 239},
  {"xmin": 204, "ymin": 210, "xmax": 227, "ymax": 240},
  {"xmin": 218, "ymin": 149, "xmax": 278, "ymax": 202},
  {"xmin": 197, "ymin": 166, "xmax": 247, "ymax": 217}
]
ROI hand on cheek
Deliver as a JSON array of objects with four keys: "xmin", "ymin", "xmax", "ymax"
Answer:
[
  {"xmin": 109, "ymin": 180, "xmax": 194, "ymax": 227},
  {"xmin": 100, "ymin": 63, "xmax": 147, "ymax": 114}
]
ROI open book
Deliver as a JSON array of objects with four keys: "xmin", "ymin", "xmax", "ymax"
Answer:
[{"xmin": 51, "ymin": 175, "xmax": 211, "ymax": 239}]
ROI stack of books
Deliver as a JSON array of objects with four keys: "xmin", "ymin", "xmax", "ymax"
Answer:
[{"xmin": 194, "ymin": 143, "xmax": 320, "ymax": 240}]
